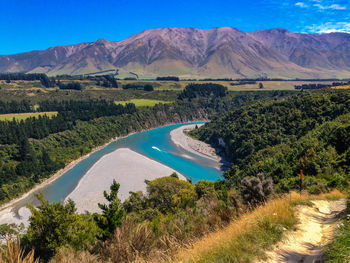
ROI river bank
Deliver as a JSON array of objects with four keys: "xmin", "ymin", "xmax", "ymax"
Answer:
[
  {"xmin": 0, "ymin": 136, "xmax": 119, "ymax": 225},
  {"xmin": 0, "ymin": 122, "xmax": 208, "ymax": 224},
  {"xmin": 67, "ymin": 148, "xmax": 185, "ymax": 213},
  {"xmin": 170, "ymin": 124, "xmax": 222, "ymax": 162},
  {"xmin": 0, "ymin": 137, "xmax": 118, "ymax": 208}
]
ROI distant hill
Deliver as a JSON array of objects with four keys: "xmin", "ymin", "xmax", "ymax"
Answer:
[{"xmin": 1, "ymin": 27, "xmax": 350, "ymax": 78}]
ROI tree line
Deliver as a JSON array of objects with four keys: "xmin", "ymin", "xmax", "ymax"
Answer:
[
  {"xmin": 0, "ymin": 73, "xmax": 120, "ymax": 89},
  {"xmin": 156, "ymin": 76, "xmax": 179, "ymax": 81},
  {"xmin": 0, "ymin": 100, "xmax": 137, "ymax": 145},
  {"xmin": 0, "ymin": 73, "xmax": 55, "ymax": 88},
  {"xmin": 294, "ymin": 81, "xmax": 350, "ymax": 90},
  {"xmin": 122, "ymin": 83, "xmax": 154, "ymax": 91},
  {"xmin": 178, "ymin": 83, "xmax": 228, "ymax": 100},
  {"xmin": 0, "ymin": 100, "xmax": 32, "ymax": 114}
]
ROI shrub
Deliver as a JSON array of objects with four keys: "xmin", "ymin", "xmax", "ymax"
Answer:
[
  {"xmin": 143, "ymin": 84, "xmax": 154, "ymax": 91},
  {"xmin": 24, "ymin": 193, "xmax": 100, "ymax": 261},
  {"xmin": 146, "ymin": 176, "xmax": 197, "ymax": 213},
  {"xmin": 241, "ymin": 173, "xmax": 273, "ymax": 207},
  {"xmin": 195, "ymin": 181, "xmax": 216, "ymax": 199}
]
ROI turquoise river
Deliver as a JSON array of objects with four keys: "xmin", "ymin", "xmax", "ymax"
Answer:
[{"xmin": 15, "ymin": 122, "xmax": 224, "ymax": 208}]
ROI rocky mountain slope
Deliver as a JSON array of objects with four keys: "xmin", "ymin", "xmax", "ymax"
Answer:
[{"xmin": 1, "ymin": 27, "xmax": 350, "ymax": 78}]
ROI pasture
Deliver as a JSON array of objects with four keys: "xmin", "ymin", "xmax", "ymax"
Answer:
[{"xmin": 0, "ymin": 112, "xmax": 58, "ymax": 121}]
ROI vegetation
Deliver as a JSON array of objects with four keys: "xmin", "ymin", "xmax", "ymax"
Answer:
[
  {"xmin": 294, "ymin": 81, "xmax": 350, "ymax": 90},
  {"xmin": 0, "ymin": 97, "xmax": 210, "ymax": 204},
  {"xmin": 115, "ymin": 99, "xmax": 171, "ymax": 107},
  {"xmin": 178, "ymin": 83, "xmax": 227, "ymax": 100},
  {"xmin": 325, "ymin": 198, "xmax": 350, "ymax": 262},
  {"xmin": 57, "ymin": 82, "xmax": 82, "ymax": 90},
  {"xmin": 94, "ymin": 180, "xmax": 125, "ymax": 240},
  {"xmin": 94, "ymin": 75, "xmax": 118, "ymax": 88},
  {"xmin": 0, "ymin": 239, "xmax": 39, "ymax": 263},
  {"xmin": 241, "ymin": 173, "xmax": 273, "ymax": 207},
  {"xmin": 24, "ymin": 193, "xmax": 100, "ymax": 261},
  {"xmin": 176, "ymin": 196, "xmax": 296, "ymax": 263},
  {"xmin": 0, "ymin": 100, "xmax": 32, "ymax": 114},
  {"xmin": 0, "ymin": 73, "xmax": 55, "ymax": 88},
  {"xmin": 0, "ymin": 76, "xmax": 348, "ymax": 262},
  {"xmin": 156, "ymin": 76, "xmax": 179, "ymax": 81},
  {"xmin": 190, "ymin": 89, "xmax": 350, "ymax": 192},
  {"xmin": 230, "ymin": 80, "xmax": 257, "ymax": 86},
  {"xmin": 0, "ymin": 112, "xmax": 57, "ymax": 121},
  {"xmin": 17, "ymin": 175, "xmax": 240, "ymax": 262},
  {"xmin": 0, "ymin": 88, "xmax": 297, "ymax": 204},
  {"xmin": 175, "ymin": 191, "xmax": 344, "ymax": 263},
  {"xmin": 122, "ymin": 83, "xmax": 154, "ymax": 91}
]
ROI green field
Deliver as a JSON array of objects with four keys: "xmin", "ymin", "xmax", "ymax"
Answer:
[
  {"xmin": 115, "ymin": 99, "xmax": 173, "ymax": 107},
  {"xmin": 0, "ymin": 79, "xmax": 334, "ymax": 104},
  {"xmin": 0, "ymin": 112, "xmax": 58, "ymax": 121}
]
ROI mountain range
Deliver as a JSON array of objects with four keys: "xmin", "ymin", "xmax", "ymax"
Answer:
[{"xmin": 1, "ymin": 27, "xmax": 350, "ymax": 78}]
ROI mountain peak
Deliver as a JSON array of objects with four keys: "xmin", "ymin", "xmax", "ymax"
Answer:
[
  {"xmin": 1, "ymin": 27, "xmax": 350, "ymax": 78},
  {"xmin": 95, "ymin": 38, "xmax": 110, "ymax": 44}
]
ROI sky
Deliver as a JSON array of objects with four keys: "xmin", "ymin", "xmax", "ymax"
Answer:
[{"xmin": 1, "ymin": 0, "xmax": 350, "ymax": 55}]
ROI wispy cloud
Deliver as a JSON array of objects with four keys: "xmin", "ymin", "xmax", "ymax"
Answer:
[
  {"xmin": 295, "ymin": 2, "xmax": 308, "ymax": 8},
  {"xmin": 295, "ymin": 0, "xmax": 347, "ymax": 10},
  {"xmin": 313, "ymin": 3, "xmax": 346, "ymax": 10},
  {"xmin": 305, "ymin": 22, "xmax": 350, "ymax": 33}
]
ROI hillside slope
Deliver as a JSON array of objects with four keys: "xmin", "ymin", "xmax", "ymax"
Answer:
[
  {"xmin": 1, "ymin": 27, "xmax": 350, "ymax": 78},
  {"xmin": 190, "ymin": 89, "xmax": 350, "ymax": 190}
]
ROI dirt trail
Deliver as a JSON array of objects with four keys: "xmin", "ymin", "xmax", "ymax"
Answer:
[{"xmin": 258, "ymin": 199, "xmax": 346, "ymax": 263}]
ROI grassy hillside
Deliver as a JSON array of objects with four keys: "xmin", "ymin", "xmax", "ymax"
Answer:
[{"xmin": 175, "ymin": 191, "xmax": 344, "ymax": 263}]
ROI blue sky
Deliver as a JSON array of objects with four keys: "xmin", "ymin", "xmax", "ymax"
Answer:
[{"xmin": 1, "ymin": 0, "xmax": 350, "ymax": 54}]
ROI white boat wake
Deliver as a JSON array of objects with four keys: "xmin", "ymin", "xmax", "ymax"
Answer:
[{"xmin": 152, "ymin": 146, "xmax": 162, "ymax": 152}]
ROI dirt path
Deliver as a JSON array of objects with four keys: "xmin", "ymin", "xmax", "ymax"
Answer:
[{"xmin": 258, "ymin": 199, "xmax": 346, "ymax": 263}]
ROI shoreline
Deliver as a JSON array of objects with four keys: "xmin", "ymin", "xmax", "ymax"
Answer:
[
  {"xmin": 170, "ymin": 124, "xmax": 222, "ymax": 162},
  {"xmin": 66, "ymin": 148, "xmax": 186, "ymax": 213},
  {"xmin": 0, "ymin": 120, "xmax": 207, "ymax": 214},
  {"xmin": 0, "ymin": 136, "xmax": 117, "ymax": 214}
]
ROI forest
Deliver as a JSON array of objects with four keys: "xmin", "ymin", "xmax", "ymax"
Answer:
[
  {"xmin": 190, "ymin": 89, "xmax": 350, "ymax": 192},
  {"xmin": 178, "ymin": 83, "xmax": 227, "ymax": 100},
  {"xmin": 0, "ymin": 100, "xmax": 32, "ymax": 114}
]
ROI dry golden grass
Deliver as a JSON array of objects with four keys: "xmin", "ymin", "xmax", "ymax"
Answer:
[
  {"xmin": 172, "ymin": 190, "xmax": 345, "ymax": 263},
  {"xmin": 332, "ymin": 84, "xmax": 350, "ymax": 89},
  {"xmin": 0, "ymin": 239, "xmax": 39, "ymax": 263},
  {"xmin": 174, "ymin": 198, "xmax": 294, "ymax": 263},
  {"xmin": 49, "ymin": 248, "xmax": 102, "ymax": 263}
]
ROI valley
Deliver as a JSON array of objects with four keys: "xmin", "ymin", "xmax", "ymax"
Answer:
[{"xmin": 0, "ymin": 8, "xmax": 350, "ymax": 260}]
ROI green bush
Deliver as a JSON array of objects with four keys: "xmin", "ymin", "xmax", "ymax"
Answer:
[{"xmin": 23, "ymin": 193, "xmax": 100, "ymax": 262}]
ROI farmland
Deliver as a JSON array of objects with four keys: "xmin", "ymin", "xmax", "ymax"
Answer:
[{"xmin": 0, "ymin": 111, "xmax": 58, "ymax": 121}]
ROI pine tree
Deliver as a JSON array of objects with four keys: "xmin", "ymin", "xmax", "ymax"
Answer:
[{"xmin": 94, "ymin": 180, "xmax": 125, "ymax": 240}]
